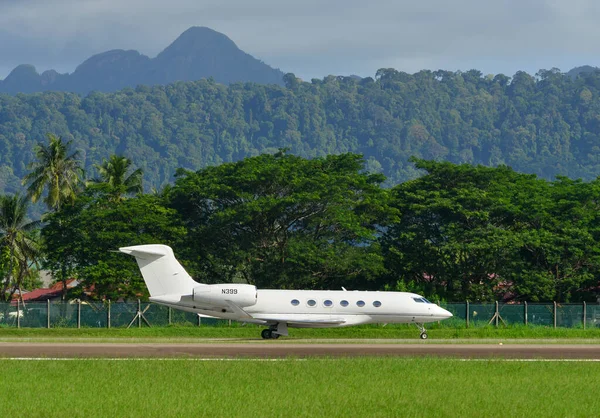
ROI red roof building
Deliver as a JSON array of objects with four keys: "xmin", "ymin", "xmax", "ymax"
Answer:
[{"xmin": 14, "ymin": 279, "xmax": 80, "ymax": 302}]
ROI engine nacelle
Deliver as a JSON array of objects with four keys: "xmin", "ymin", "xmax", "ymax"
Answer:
[{"xmin": 192, "ymin": 284, "xmax": 257, "ymax": 307}]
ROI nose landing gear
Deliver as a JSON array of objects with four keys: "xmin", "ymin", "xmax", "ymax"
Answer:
[{"xmin": 415, "ymin": 323, "xmax": 428, "ymax": 340}]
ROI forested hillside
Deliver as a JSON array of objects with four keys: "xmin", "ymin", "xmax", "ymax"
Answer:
[{"xmin": 2, "ymin": 67, "xmax": 600, "ymax": 195}]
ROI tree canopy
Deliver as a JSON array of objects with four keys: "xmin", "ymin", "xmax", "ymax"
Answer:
[
  {"xmin": 2, "ymin": 69, "xmax": 600, "ymax": 199},
  {"xmin": 4, "ymin": 149, "xmax": 600, "ymax": 302},
  {"xmin": 168, "ymin": 151, "xmax": 392, "ymax": 290},
  {"xmin": 383, "ymin": 159, "xmax": 600, "ymax": 302}
]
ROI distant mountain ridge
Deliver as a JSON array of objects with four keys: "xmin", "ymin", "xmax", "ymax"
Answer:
[
  {"xmin": 0, "ymin": 27, "xmax": 284, "ymax": 95},
  {"xmin": 567, "ymin": 65, "xmax": 600, "ymax": 79}
]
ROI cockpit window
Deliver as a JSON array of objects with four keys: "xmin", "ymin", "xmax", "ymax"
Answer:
[
  {"xmin": 422, "ymin": 298, "xmax": 432, "ymax": 304},
  {"xmin": 412, "ymin": 297, "xmax": 425, "ymax": 303}
]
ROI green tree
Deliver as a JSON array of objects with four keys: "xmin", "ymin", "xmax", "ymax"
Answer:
[
  {"xmin": 0, "ymin": 194, "xmax": 39, "ymax": 302},
  {"xmin": 383, "ymin": 159, "xmax": 600, "ymax": 302},
  {"xmin": 383, "ymin": 160, "xmax": 525, "ymax": 301},
  {"xmin": 22, "ymin": 133, "xmax": 83, "ymax": 211},
  {"xmin": 168, "ymin": 152, "xmax": 393, "ymax": 290},
  {"xmin": 88, "ymin": 154, "xmax": 143, "ymax": 202},
  {"xmin": 22, "ymin": 133, "xmax": 83, "ymax": 299},
  {"xmin": 42, "ymin": 189, "xmax": 185, "ymax": 300},
  {"xmin": 508, "ymin": 177, "xmax": 600, "ymax": 302}
]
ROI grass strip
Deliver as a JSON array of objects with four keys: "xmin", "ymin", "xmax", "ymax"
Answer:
[
  {"xmin": 1, "ymin": 324, "xmax": 600, "ymax": 341},
  {"xmin": 0, "ymin": 357, "xmax": 598, "ymax": 417}
]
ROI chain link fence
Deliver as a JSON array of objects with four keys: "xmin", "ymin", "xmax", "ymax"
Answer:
[
  {"xmin": 441, "ymin": 302, "xmax": 600, "ymax": 328},
  {"xmin": 0, "ymin": 300, "xmax": 228, "ymax": 328},
  {"xmin": 0, "ymin": 300, "xmax": 598, "ymax": 328}
]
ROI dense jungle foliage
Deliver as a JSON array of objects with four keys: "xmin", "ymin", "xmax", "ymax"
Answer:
[
  {"xmin": 2, "ymin": 68, "xmax": 600, "ymax": 199},
  {"xmin": 2, "ymin": 146, "xmax": 600, "ymax": 303}
]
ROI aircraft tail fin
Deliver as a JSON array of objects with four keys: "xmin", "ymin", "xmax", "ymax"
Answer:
[{"xmin": 119, "ymin": 244, "xmax": 198, "ymax": 297}]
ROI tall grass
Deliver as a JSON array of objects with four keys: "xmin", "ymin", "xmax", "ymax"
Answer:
[
  {"xmin": 0, "ymin": 358, "xmax": 598, "ymax": 417},
  {"xmin": 0, "ymin": 324, "xmax": 599, "ymax": 341}
]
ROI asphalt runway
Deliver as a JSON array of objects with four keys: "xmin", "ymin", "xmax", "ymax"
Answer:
[{"xmin": 0, "ymin": 342, "xmax": 600, "ymax": 359}]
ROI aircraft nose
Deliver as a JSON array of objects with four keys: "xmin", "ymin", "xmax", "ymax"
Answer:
[{"xmin": 439, "ymin": 307, "xmax": 453, "ymax": 319}]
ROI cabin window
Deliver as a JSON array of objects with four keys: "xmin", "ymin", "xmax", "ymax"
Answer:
[
  {"xmin": 324, "ymin": 299, "xmax": 333, "ymax": 307},
  {"xmin": 340, "ymin": 300, "xmax": 349, "ymax": 307},
  {"xmin": 373, "ymin": 301, "xmax": 382, "ymax": 307},
  {"xmin": 291, "ymin": 299, "xmax": 300, "ymax": 306},
  {"xmin": 356, "ymin": 300, "xmax": 365, "ymax": 307},
  {"xmin": 307, "ymin": 299, "xmax": 317, "ymax": 307}
]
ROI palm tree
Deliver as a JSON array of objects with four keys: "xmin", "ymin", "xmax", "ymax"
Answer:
[
  {"xmin": 90, "ymin": 155, "xmax": 143, "ymax": 201},
  {"xmin": 22, "ymin": 133, "xmax": 83, "ymax": 211},
  {"xmin": 0, "ymin": 194, "xmax": 39, "ymax": 303},
  {"xmin": 22, "ymin": 133, "xmax": 81, "ymax": 301}
]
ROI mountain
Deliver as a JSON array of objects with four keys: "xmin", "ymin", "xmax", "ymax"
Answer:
[
  {"xmin": 151, "ymin": 27, "xmax": 284, "ymax": 86},
  {"xmin": 567, "ymin": 65, "xmax": 600, "ymax": 79},
  {"xmin": 0, "ymin": 27, "xmax": 284, "ymax": 95}
]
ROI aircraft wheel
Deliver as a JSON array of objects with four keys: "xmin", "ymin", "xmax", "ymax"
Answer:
[
  {"xmin": 420, "ymin": 332, "xmax": 428, "ymax": 340},
  {"xmin": 271, "ymin": 333, "xmax": 280, "ymax": 339},
  {"xmin": 261, "ymin": 329, "xmax": 272, "ymax": 339}
]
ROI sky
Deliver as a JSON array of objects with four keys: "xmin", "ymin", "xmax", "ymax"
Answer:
[{"xmin": 1, "ymin": 0, "xmax": 599, "ymax": 81}]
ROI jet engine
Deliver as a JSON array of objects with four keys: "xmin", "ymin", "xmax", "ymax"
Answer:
[{"xmin": 192, "ymin": 284, "xmax": 257, "ymax": 307}]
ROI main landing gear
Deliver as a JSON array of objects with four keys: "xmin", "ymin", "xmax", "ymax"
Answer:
[
  {"xmin": 261, "ymin": 322, "xmax": 288, "ymax": 339},
  {"xmin": 415, "ymin": 323, "xmax": 428, "ymax": 340},
  {"xmin": 261, "ymin": 328, "xmax": 280, "ymax": 340}
]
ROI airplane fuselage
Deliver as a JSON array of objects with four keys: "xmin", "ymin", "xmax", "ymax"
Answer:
[{"xmin": 150, "ymin": 288, "xmax": 451, "ymax": 327}]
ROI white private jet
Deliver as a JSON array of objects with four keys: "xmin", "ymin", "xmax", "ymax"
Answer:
[{"xmin": 120, "ymin": 244, "xmax": 453, "ymax": 339}]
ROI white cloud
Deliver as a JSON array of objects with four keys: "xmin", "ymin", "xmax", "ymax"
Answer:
[{"xmin": 1, "ymin": 0, "xmax": 600, "ymax": 80}]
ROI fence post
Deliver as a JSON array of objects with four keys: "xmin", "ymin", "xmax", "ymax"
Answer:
[
  {"xmin": 168, "ymin": 307, "xmax": 172, "ymax": 326},
  {"xmin": 107, "ymin": 300, "xmax": 111, "ymax": 329},
  {"xmin": 495, "ymin": 301, "xmax": 499, "ymax": 328},
  {"xmin": 553, "ymin": 301, "xmax": 557, "ymax": 329},
  {"xmin": 16, "ymin": 298, "xmax": 20, "ymax": 329},
  {"xmin": 583, "ymin": 301, "xmax": 587, "ymax": 330},
  {"xmin": 466, "ymin": 301, "xmax": 469, "ymax": 328},
  {"xmin": 138, "ymin": 299, "xmax": 142, "ymax": 328},
  {"xmin": 524, "ymin": 301, "xmax": 528, "ymax": 326},
  {"xmin": 77, "ymin": 299, "xmax": 81, "ymax": 329},
  {"xmin": 47, "ymin": 299, "xmax": 50, "ymax": 329}
]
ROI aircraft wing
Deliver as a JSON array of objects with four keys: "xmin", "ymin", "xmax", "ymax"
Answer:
[
  {"xmin": 250, "ymin": 315, "xmax": 347, "ymax": 326},
  {"xmin": 224, "ymin": 300, "xmax": 254, "ymax": 319},
  {"xmin": 224, "ymin": 301, "xmax": 346, "ymax": 326},
  {"xmin": 283, "ymin": 319, "xmax": 346, "ymax": 326}
]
